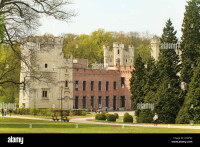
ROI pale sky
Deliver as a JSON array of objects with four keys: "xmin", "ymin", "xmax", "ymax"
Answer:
[{"xmin": 38, "ymin": 0, "xmax": 188, "ymax": 38}]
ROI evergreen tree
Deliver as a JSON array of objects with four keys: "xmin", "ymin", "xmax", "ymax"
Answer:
[
  {"xmin": 180, "ymin": 0, "xmax": 200, "ymax": 84},
  {"xmin": 130, "ymin": 55, "xmax": 146, "ymax": 118},
  {"xmin": 176, "ymin": 59, "xmax": 200, "ymax": 124},
  {"xmin": 157, "ymin": 19, "xmax": 181, "ymax": 87},
  {"xmin": 153, "ymin": 19, "xmax": 181, "ymax": 123},
  {"xmin": 154, "ymin": 76, "xmax": 180, "ymax": 124}
]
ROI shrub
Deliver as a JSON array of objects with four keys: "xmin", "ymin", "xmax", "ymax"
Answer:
[
  {"xmin": 107, "ymin": 114, "xmax": 116, "ymax": 122},
  {"xmin": 123, "ymin": 113, "xmax": 133, "ymax": 123},
  {"xmin": 113, "ymin": 113, "xmax": 119, "ymax": 119},
  {"xmin": 105, "ymin": 113, "xmax": 110, "ymax": 119},
  {"xmin": 100, "ymin": 112, "xmax": 107, "ymax": 120},
  {"xmin": 81, "ymin": 111, "xmax": 87, "ymax": 116},
  {"xmin": 95, "ymin": 114, "xmax": 101, "ymax": 120}
]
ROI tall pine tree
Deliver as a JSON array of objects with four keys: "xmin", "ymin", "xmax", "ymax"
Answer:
[
  {"xmin": 176, "ymin": 58, "xmax": 200, "ymax": 124},
  {"xmin": 130, "ymin": 55, "xmax": 146, "ymax": 118},
  {"xmin": 154, "ymin": 19, "xmax": 181, "ymax": 123},
  {"xmin": 180, "ymin": 0, "xmax": 200, "ymax": 84}
]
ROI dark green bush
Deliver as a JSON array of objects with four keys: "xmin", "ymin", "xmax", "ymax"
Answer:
[
  {"xmin": 123, "ymin": 113, "xmax": 133, "ymax": 123},
  {"xmin": 113, "ymin": 113, "xmax": 119, "ymax": 119},
  {"xmin": 99, "ymin": 112, "xmax": 107, "ymax": 120},
  {"xmin": 107, "ymin": 114, "xmax": 116, "ymax": 122},
  {"xmin": 95, "ymin": 114, "xmax": 101, "ymax": 120}
]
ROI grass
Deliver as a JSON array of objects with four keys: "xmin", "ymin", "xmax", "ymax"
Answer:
[{"xmin": 0, "ymin": 117, "xmax": 200, "ymax": 133}]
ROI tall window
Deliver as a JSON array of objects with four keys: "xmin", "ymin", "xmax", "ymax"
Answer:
[
  {"xmin": 120, "ymin": 96, "xmax": 125, "ymax": 108},
  {"xmin": 91, "ymin": 81, "xmax": 94, "ymax": 91},
  {"xmin": 65, "ymin": 81, "xmax": 68, "ymax": 88},
  {"xmin": 91, "ymin": 96, "xmax": 94, "ymax": 108},
  {"xmin": 45, "ymin": 64, "xmax": 48, "ymax": 68},
  {"xmin": 98, "ymin": 96, "xmax": 102, "ymax": 108},
  {"xmin": 75, "ymin": 81, "xmax": 79, "ymax": 91},
  {"xmin": 106, "ymin": 81, "xmax": 109, "ymax": 91},
  {"xmin": 106, "ymin": 96, "xmax": 109, "ymax": 107},
  {"xmin": 83, "ymin": 96, "xmax": 87, "ymax": 108},
  {"xmin": 98, "ymin": 81, "xmax": 102, "ymax": 91},
  {"xmin": 75, "ymin": 96, "xmax": 79, "ymax": 109},
  {"xmin": 121, "ymin": 77, "xmax": 125, "ymax": 88},
  {"xmin": 83, "ymin": 81, "xmax": 86, "ymax": 91},
  {"xmin": 118, "ymin": 50, "xmax": 120, "ymax": 54},
  {"xmin": 113, "ymin": 81, "xmax": 117, "ymax": 90}
]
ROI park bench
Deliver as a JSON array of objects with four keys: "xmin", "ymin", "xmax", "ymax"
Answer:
[
  {"xmin": 61, "ymin": 116, "xmax": 69, "ymax": 122},
  {"xmin": 95, "ymin": 109, "xmax": 101, "ymax": 113},
  {"xmin": 52, "ymin": 115, "xmax": 59, "ymax": 121}
]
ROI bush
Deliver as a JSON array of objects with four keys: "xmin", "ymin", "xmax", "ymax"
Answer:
[
  {"xmin": 81, "ymin": 111, "xmax": 87, "ymax": 116},
  {"xmin": 123, "ymin": 113, "xmax": 133, "ymax": 123},
  {"xmin": 113, "ymin": 113, "xmax": 119, "ymax": 119},
  {"xmin": 99, "ymin": 112, "xmax": 107, "ymax": 120},
  {"xmin": 95, "ymin": 114, "xmax": 101, "ymax": 120},
  {"xmin": 107, "ymin": 114, "xmax": 116, "ymax": 122},
  {"xmin": 105, "ymin": 113, "xmax": 110, "ymax": 119}
]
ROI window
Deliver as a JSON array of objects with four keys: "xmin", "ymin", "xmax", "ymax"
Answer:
[
  {"xmin": 82, "ymin": 96, "xmax": 87, "ymax": 109},
  {"xmin": 113, "ymin": 81, "xmax": 117, "ymax": 90},
  {"xmin": 91, "ymin": 96, "xmax": 94, "ymax": 108},
  {"xmin": 83, "ymin": 81, "xmax": 86, "ymax": 91},
  {"xmin": 91, "ymin": 81, "xmax": 94, "ymax": 91},
  {"xmin": 98, "ymin": 81, "xmax": 102, "ymax": 91},
  {"xmin": 120, "ymin": 96, "xmax": 125, "ymax": 108},
  {"xmin": 106, "ymin": 96, "xmax": 109, "ymax": 107},
  {"xmin": 75, "ymin": 81, "xmax": 79, "ymax": 91},
  {"xmin": 106, "ymin": 81, "xmax": 109, "ymax": 91},
  {"xmin": 42, "ymin": 90, "xmax": 47, "ymax": 98},
  {"xmin": 65, "ymin": 81, "xmax": 68, "ymax": 88},
  {"xmin": 75, "ymin": 96, "xmax": 79, "ymax": 109},
  {"xmin": 118, "ymin": 50, "xmax": 120, "ymax": 54},
  {"xmin": 45, "ymin": 64, "xmax": 48, "ymax": 68},
  {"xmin": 98, "ymin": 96, "xmax": 102, "ymax": 108},
  {"xmin": 121, "ymin": 77, "xmax": 125, "ymax": 88}
]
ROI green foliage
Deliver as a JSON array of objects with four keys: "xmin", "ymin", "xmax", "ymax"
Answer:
[
  {"xmin": 176, "ymin": 59, "xmax": 200, "ymax": 124},
  {"xmin": 123, "ymin": 113, "xmax": 133, "ymax": 123},
  {"xmin": 180, "ymin": 0, "xmax": 200, "ymax": 83},
  {"xmin": 81, "ymin": 111, "xmax": 87, "ymax": 116},
  {"xmin": 113, "ymin": 113, "xmax": 119, "ymax": 119},
  {"xmin": 95, "ymin": 114, "xmax": 101, "ymax": 120},
  {"xmin": 107, "ymin": 114, "xmax": 116, "ymax": 122}
]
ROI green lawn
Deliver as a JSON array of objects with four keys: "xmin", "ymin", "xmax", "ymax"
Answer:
[{"xmin": 0, "ymin": 117, "xmax": 200, "ymax": 133}]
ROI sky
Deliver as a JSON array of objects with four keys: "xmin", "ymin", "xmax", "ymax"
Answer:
[{"xmin": 38, "ymin": 0, "xmax": 188, "ymax": 38}]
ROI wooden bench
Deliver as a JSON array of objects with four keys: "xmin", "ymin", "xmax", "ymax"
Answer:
[
  {"xmin": 52, "ymin": 115, "xmax": 59, "ymax": 121},
  {"xmin": 95, "ymin": 109, "xmax": 101, "ymax": 113},
  {"xmin": 61, "ymin": 116, "xmax": 69, "ymax": 122}
]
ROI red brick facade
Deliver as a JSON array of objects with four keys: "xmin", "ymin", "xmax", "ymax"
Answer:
[{"xmin": 73, "ymin": 60, "xmax": 134, "ymax": 111}]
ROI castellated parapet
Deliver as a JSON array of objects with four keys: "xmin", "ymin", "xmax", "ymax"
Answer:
[
  {"xmin": 103, "ymin": 42, "xmax": 134, "ymax": 70},
  {"xmin": 19, "ymin": 36, "xmax": 73, "ymax": 109}
]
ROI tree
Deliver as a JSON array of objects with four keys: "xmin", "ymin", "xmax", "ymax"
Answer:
[
  {"xmin": 180, "ymin": 0, "xmax": 200, "ymax": 84},
  {"xmin": 130, "ymin": 55, "xmax": 146, "ymax": 118},
  {"xmin": 176, "ymin": 59, "xmax": 200, "ymax": 124},
  {"xmin": 154, "ymin": 76, "xmax": 180, "ymax": 124},
  {"xmin": 0, "ymin": 0, "xmax": 76, "ymax": 85}
]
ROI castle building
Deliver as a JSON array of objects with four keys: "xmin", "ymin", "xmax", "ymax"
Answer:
[
  {"xmin": 19, "ymin": 38, "xmax": 135, "ymax": 111},
  {"xmin": 103, "ymin": 42, "xmax": 134, "ymax": 70},
  {"xmin": 19, "ymin": 37, "xmax": 73, "ymax": 109}
]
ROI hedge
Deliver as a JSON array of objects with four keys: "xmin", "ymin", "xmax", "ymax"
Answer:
[{"xmin": 13, "ymin": 108, "xmax": 86, "ymax": 116}]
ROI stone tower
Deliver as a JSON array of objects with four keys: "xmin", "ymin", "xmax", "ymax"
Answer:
[
  {"xmin": 103, "ymin": 42, "xmax": 134, "ymax": 70},
  {"xmin": 19, "ymin": 36, "xmax": 73, "ymax": 109},
  {"xmin": 150, "ymin": 36, "xmax": 160, "ymax": 61}
]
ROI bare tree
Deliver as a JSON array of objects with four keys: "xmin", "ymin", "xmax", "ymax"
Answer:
[{"xmin": 0, "ymin": 0, "xmax": 76, "ymax": 86}]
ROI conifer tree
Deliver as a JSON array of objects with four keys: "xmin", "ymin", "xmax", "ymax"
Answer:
[
  {"xmin": 130, "ymin": 55, "xmax": 146, "ymax": 117},
  {"xmin": 176, "ymin": 59, "xmax": 200, "ymax": 124},
  {"xmin": 180, "ymin": 0, "xmax": 200, "ymax": 84}
]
